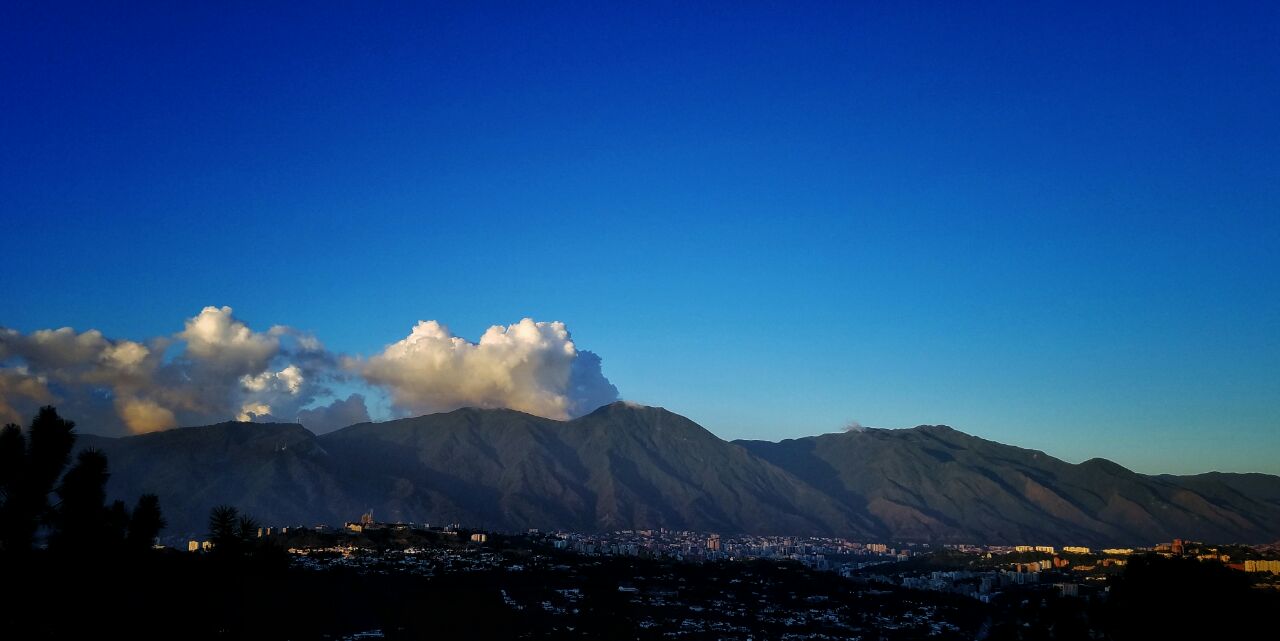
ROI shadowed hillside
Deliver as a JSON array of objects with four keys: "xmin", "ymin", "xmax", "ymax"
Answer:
[
  {"xmin": 320, "ymin": 402, "xmax": 876, "ymax": 536},
  {"xmin": 78, "ymin": 406, "xmax": 1280, "ymax": 545},
  {"xmin": 737, "ymin": 425, "xmax": 1280, "ymax": 545}
]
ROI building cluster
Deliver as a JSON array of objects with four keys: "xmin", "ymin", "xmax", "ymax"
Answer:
[
  {"xmin": 866, "ymin": 551, "xmax": 1118, "ymax": 604},
  {"xmin": 1014, "ymin": 545, "xmax": 1057, "ymax": 554},
  {"xmin": 288, "ymin": 543, "xmax": 507, "ymax": 576},
  {"xmin": 184, "ymin": 512, "xmax": 1280, "ymax": 601},
  {"xmin": 257, "ymin": 517, "xmax": 980, "ymax": 639},
  {"xmin": 185, "ymin": 525, "xmax": 289, "ymax": 552},
  {"xmin": 1244, "ymin": 559, "xmax": 1280, "ymax": 574},
  {"xmin": 537, "ymin": 529, "xmax": 915, "ymax": 573},
  {"xmin": 344, "ymin": 511, "xmax": 376, "ymax": 533}
]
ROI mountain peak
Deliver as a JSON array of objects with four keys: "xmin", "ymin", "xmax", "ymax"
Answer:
[
  {"xmin": 581, "ymin": 400, "xmax": 666, "ymax": 418},
  {"xmin": 440, "ymin": 406, "xmax": 545, "ymax": 420},
  {"xmin": 1079, "ymin": 457, "xmax": 1134, "ymax": 475},
  {"xmin": 914, "ymin": 424, "xmax": 957, "ymax": 432},
  {"xmin": 119, "ymin": 420, "xmax": 315, "ymax": 442}
]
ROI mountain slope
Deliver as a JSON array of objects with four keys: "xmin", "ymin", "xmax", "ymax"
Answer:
[
  {"xmin": 73, "ymin": 407, "xmax": 1280, "ymax": 546},
  {"xmin": 736, "ymin": 425, "xmax": 1280, "ymax": 546},
  {"xmin": 78, "ymin": 421, "xmax": 359, "ymax": 535},
  {"xmin": 319, "ymin": 403, "xmax": 878, "ymax": 536}
]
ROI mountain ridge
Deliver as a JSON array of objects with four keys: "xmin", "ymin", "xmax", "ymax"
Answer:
[{"xmin": 74, "ymin": 403, "xmax": 1280, "ymax": 546}]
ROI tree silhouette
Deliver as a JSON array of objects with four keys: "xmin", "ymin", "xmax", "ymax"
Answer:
[
  {"xmin": 206, "ymin": 504, "xmax": 266, "ymax": 557},
  {"xmin": 209, "ymin": 504, "xmax": 241, "ymax": 553},
  {"xmin": 0, "ymin": 423, "xmax": 24, "ymax": 493},
  {"xmin": 0, "ymin": 407, "xmax": 166, "ymax": 554},
  {"xmin": 49, "ymin": 448, "xmax": 111, "ymax": 551},
  {"xmin": 107, "ymin": 499, "xmax": 131, "ymax": 547},
  {"xmin": 127, "ymin": 494, "xmax": 166, "ymax": 550},
  {"xmin": 237, "ymin": 514, "xmax": 260, "ymax": 543},
  {"xmin": 0, "ymin": 423, "xmax": 26, "ymax": 539},
  {"xmin": 0, "ymin": 406, "xmax": 76, "ymax": 552}
]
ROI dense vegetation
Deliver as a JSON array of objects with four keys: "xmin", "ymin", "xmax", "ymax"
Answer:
[{"xmin": 1, "ymin": 406, "xmax": 165, "ymax": 554}]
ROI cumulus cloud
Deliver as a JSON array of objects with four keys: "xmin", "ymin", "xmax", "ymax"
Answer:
[
  {"xmin": 567, "ymin": 350, "xmax": 621, "ymax": 417},
  {"xmin": 0, "ymin": 368, "xmax": 54, "ymax": 426},
  {"xmin": 178, "ymin": 306, "xmax": 279, "ymax": 373},
  {"xmin": 116, "ymin": 396, "xmax": 177, "ymax": 433},
  {"xmin": 241, "ymin": 364, "xmax": 304, "ymax": 395},
  {"xmin": 0, "ymin": 306, "xmax": 328, "ymax": 434},
  {"xmin": 359, "ymin": 318, "xmax": 618, "ymax": 420},
  {"xmin": 296, "ymin": 394, "xmax": 371, "ymax": 432},
  {"xmin": 0, "ymin": 309, "xmax": 618, "ymax": 434}
]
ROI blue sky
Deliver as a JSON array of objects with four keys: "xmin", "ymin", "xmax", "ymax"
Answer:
[{"xmin": 2, "ymin": 2, "xmax": 1277, "ymax": 474}]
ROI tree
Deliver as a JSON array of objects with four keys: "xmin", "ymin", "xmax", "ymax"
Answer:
[
  {"xmin": 0, "ymin": 423, "xmax": 24, "ymax": 495},
  {"xmin": 126, "ymin": 494, "xmax": 166, "ymax": 550},
  {"xmin": 208, "ymin": 505, "xmax": 241, "ymax": 553},
  {"xmin": 107, "ymin": 500, "xmax": 131, "ymax": 547},
  {"xmin": 48, "ymin": 448, "xmax": 111, "ymax": 551},
  {"xmin": 0, "ymin": 407, "xmax": 76, "ymax": 552},
  {"xmin": 0, "ymin": 407, "xmax": 166, "ymax": 554},
  {"xmin": 237, "ymin": 514, "xmax": 260, "ymax": 544},
  {"xmin": 207, "ymin": 505, "xmax": 265, "ymax": 557}
]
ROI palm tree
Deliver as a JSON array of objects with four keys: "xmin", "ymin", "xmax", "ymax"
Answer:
[
  {"xmin": 0, "ymin": 407, "xmax": 76, "ymax": 552},
  {"xmin": 48, "ymin": 449, "xmax": 111, "ymax": 551},
  {"xmin": 208, "ymin": 505, "xmax": 240, "ymax": 552},
  {"xmin": 0, "ymin": 407, "xmax": 167, "ymax": 555},
  {"xmin": 236, "ymin": 514, "xmax": 260, "ymax": 546}
]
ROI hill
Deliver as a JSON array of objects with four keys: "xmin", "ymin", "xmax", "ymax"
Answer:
[
  {"xmin": 77, "ymin": 405, "xmax": 1280, "ymax": 545},
  {"xmin": 737, "ymin": 425, "xmax": 1280, "ymax": 545}
]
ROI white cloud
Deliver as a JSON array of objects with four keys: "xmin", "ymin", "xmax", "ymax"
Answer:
[
  {"xmin": 278, "ymin": 365, "xmax": 304, "ymax": 394},
  {"xmin": 1, "ymin": 309, "xmax": 618, "ymax": 433},
  {"xmin": 178, "ymin": 306, "xmax": 279, "ymax": 373},
  {"xmin": 359, "ymin": 318, "xmax": 618, "ymax": 420},
  {"xmin": 241, "ymin": 364, "xmax": 304, "ymax": 395},
  {"xmin": 237, "ymin": 401, "xmax": 273, "ymax": 422}
]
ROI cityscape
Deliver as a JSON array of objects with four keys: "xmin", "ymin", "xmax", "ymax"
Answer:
[
  {"xmin": 158, "ymin": 514, "xmax": 1280, "ymax": 639},
  {"xmin": 188, "ymin": 514, "xmax": 1280, "ymax": 592}
]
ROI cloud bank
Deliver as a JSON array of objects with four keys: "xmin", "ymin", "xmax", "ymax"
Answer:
[
  {"xmin": 0, "ymin": 307, "xmax": 619, "ymax": 435},
  {"xmin": 360, "ymin": 318, "xmax": 618, "ymax": 420}
]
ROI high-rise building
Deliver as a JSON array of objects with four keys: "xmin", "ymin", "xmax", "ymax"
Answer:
[{"xmin": 1244, "ymin": 559, "xmax": 1280, "ymax": 574}]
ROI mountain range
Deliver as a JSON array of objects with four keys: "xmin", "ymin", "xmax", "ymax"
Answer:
[{"xmin": 77, "ymin": 402, "xmax": 1280, "ymax": 547}]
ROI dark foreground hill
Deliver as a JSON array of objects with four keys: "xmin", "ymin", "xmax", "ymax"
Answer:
[{"xmin": 79, "ymin": 403, "xmax": 1280, "ymax": 545}]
